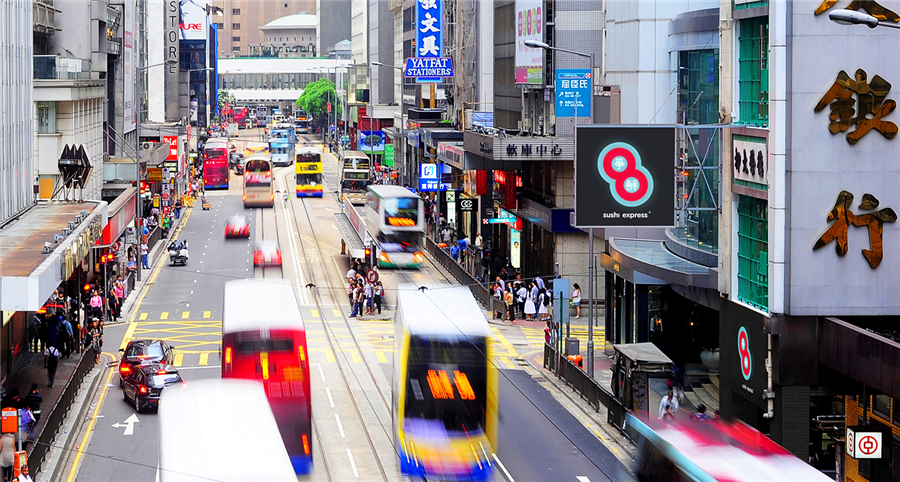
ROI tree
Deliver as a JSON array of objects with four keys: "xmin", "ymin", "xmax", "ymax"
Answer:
[
  {"xmin": 295, "ymin": 78, "xmax": 341, "ymax": 124},
  {"xmin": 218, "ymin": 89, "xmax": 236, "ymax": 112}
]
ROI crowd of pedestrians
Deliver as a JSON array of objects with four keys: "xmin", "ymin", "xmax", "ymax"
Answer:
[
  {"xmin": 491, "ymin": 272, "xmax": 553, "ymax": 323},
  {"xmin": 345, "ymin": 259, "xmax": 386, "ymax": 318}
]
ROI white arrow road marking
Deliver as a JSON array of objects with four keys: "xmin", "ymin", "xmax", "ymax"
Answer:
[{"xmin": 112, "ymin": 413, "xmax": 140, "ymax": 435}]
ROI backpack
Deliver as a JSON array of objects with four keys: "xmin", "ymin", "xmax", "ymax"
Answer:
[{"xmin": 47, "ymin": 349, "xmax": 59, "ymax": 370}]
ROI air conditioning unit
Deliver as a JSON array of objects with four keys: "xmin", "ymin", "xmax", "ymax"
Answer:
[
  {"xmin": 61, "ymin": 228, "xmax": 70, "ymax": 236},
  {"xmin": 140, "ymin": 142, "xmax": 154, "ymax": 150}
]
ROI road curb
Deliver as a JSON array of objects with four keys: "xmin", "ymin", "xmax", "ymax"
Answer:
[{"xmin": 45, "ymin": 361, "xmax": 107, "ymax": 482}]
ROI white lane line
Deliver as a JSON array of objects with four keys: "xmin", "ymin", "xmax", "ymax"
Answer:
[
  {"xmin": 325, "ymin": 387, "xmax": 335, "ymax": 407},
  {"xmin": 576, "ymin": 478, "xmax": 591, "ymax": 482},
  {"xmin": 346, "ymin": 449, "xmax": 359, "ymax": 478},
  {"xmin": 492, "ymin": 453, "xmax": 514, "ymax": 482},
  {"xmin": 312, "ymin": 363, "xmax": 325, "ymax": 381},
  {"xmin": 335, "ymin": 414, "xmax": 345, "ymax": 438}
]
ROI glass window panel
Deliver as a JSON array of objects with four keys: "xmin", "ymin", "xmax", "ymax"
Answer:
[{"xmin": 737, "ymin": 195, "xmax": 768, "ymax": 311}]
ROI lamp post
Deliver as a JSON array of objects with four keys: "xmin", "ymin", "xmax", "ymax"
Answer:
[
  {"xmin": 524, "ymin": 39, "xmax": 598, "ymax": 377},
  {"xmin": 828, "ymin": 8, "xmax": 900, "ymax": 28}
]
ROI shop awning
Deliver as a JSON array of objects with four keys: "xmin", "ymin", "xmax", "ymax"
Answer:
[
  {"xmin": 606, "ymin": 238, "xmax": 713, "ymax": 288},
  {"xmin": 100, "ymin": 187, "xmax": 137, "ymax": 245},
  {"xmin": 0, "ymin": 201, "xmax": 107, "ymax": 311}
]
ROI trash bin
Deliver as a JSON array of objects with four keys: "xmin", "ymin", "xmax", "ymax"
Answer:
[
  {"xmin": 565, "ymin": 337, "xmax": 580, "ymax": 357},
  {"xmin": 567, "ymin": 354, "xmax": 584, "ymax": 368}
]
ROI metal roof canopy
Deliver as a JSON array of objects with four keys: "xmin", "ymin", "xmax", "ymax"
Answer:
[
  {"xmin": 612, "ymin": 342, "xmax": 672, "ymax": 372},
  {"xmin": 396, "ymin": 284, "xmax": 492, "ymax": 340}
]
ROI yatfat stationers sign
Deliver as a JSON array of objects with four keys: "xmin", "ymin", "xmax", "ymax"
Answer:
[{"xmin": 574, "ymin": 126, "xmax": 675, "ymax": 227}]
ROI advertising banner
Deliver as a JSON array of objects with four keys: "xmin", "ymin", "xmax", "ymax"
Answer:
[
  {"xmin": 510, "ymin": 228, "xmax": 521, "ymax": 268},
  {"xmin": 555, "ymin": 69, "xmax": 591, "ymax": 118},
  {"xmin": 515, "ymin": 0, "xmax": 543, "ymax": 85},
  {"xmin": 574, "ymin": 126, "xmax": 675, "ymax": 227},
  {"xmin": 415, "ymin": 0, "xmax": 443, "ymax": 83},
  {"xmin": 124, "ymin": 0, "xmax": 136, "ymax": 132},
  {"xmin": 179, "ymin": 0, "xmax": 207, "ymax": 40},
  {"xmin": 358, "ymin": 130, "xmax": 386, "ymax": 153},
  {"xmin": 165, "ymin": 0, "xmax": 181, "ymax": 121},
  {"xmin": 383, "ymin": 145, "xmax": 394, "ymax": 167}
]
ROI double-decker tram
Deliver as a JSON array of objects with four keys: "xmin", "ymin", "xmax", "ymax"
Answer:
[
  {"xmin": 243, "ymin": 153, "xmax": 274, "ymax": 207},
  {"xmin": 269, "ymin": 138, "xmax": 295, "ymax": 167},
  {"xmin": 222, "ymin": 279, "xmax": 312, "ymax": 474},
  {"xmin": 202, "ymin": 138, "xmax": 230, "ymax": 189},
  {"xmin": 394, "ymin": 285, "xmax": 498, "ymax": 481},
  {"xmin": 295, "ymin": 150, "xmax": 323, "ymax": 197},
  {"xmin": 339, "ymin": 150, "xmax": 371, "ymax": 205},
  {"xmin": 366, "ymin": 185, "xmax": 426, "ymax": 268}
]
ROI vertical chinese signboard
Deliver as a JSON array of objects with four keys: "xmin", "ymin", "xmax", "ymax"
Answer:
[
  {"xmin": 415, "ymin": 0, "xmax": 443, "ymax": 83},
  {"xmin": 515, "ymin": 0, "xmax": 543, "ymax": 85}
]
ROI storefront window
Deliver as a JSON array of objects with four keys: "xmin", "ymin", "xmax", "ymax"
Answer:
[
  {"xmin": 873, "ymin": 394, "xmax": 891, "ymax": 419},
  {"xmin": 737, "ymin": 195, "xmax": 768, "ymax": 311}
]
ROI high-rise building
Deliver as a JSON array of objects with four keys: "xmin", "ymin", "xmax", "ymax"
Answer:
[
  {"xmin": 317, "ymin": 0, "xmax": 351, "ymax": 57},
  {"xmin": 211, "ymin": 0, "xmax": 316, "ymax": 56}
]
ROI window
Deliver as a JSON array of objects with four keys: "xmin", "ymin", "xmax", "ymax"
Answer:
[
  {"xmin": 737, "ymin": 195, "xmax": 768, "ymax": 311},
  {"xmin": 216, "ymin": 22, "xmax": 224, "ymax": 29},
  {"xmin": 231, "ymin": 8, "xmax": 240, "ymax": 15},
  {"xmin": 738, "ymin": 16, "xmax": 768, "ymax": 125},
  {"xmin": 37, "ymin": 101, "xmax": 57, "ymax": 134},
  {"xmin": 232, "ymin": 23, "xmax": 240, "ymax": 30},
  {"xmin": 874, "ymin": 395, "xmax": 891, "ymax": 419},
  {"xmin": 678, "ymin": 50, "xmax": 719, "ymax": 125},
  {"xmin": 232, "ymin": 36, "xmax": 240, "ymax": 42}
]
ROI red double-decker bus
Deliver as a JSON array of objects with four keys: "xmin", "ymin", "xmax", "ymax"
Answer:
[
  {"xmin": 222, "ymin": 279, "xmax": 312, "ymax": 474},
  {"xmin": 233, "ymin": 107, "xmax": 248, "ymax": 129},
  {"xmin": 203, "ymin": 138, "xmax": 230, "ymax": 190}
]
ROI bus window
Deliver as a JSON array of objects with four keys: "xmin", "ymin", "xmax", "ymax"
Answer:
[{"xmin": 342, "ymin": 180, "xmax": 368, "ymax": 191}]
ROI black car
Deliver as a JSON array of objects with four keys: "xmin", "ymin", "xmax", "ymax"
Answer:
[
  {"xmin": 122, "ymin": 363, "xmax": 183, "ymax": 412},
  {"xmin": 118, "ymin": 339, "xmax": 174, "ymax": 387}
]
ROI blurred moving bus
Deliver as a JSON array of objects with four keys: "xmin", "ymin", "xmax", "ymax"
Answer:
[
  {"xmin": 366, "ymin": 185, "xmax": 426, "ymax": 268},
  {"xmin": 339, "ymin": 150, "xmax": 371, "ymax": 205},
  {"xmin": 295, "ymin": 150, "xmax": 323, "ymax": 197},
  {"xmin": 394, "ymin": 285, "xmax": 498, "ymax": 480},
  {"xmin": 269, "ymin": 138, "xmax": 295, "ymax": 167},
  {"xmin": 243, "ymin": 153, "xmax": 274, "ymax": 208},
  {"xmin": 222, "ymin": 279, "xmax": 312, "ymax": 474},
  {"xmin": 159, "ymin": 379, "xmax": 296, "ymax": 482},
  {"xmin": 202, "ymin": 138, "xmax": 229, "ymax": 190},
  {"xmin": 628, "ymin": 413, "xmax": 835, "ymax": 482}
]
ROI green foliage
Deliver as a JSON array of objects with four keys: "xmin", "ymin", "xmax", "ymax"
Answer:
[
  {"xmin": 218, "ymin": 89, "xmax": 236, "ymax": 110},
  {"xmin": 295, "ymin": 78, "xmax": 341, "ymax": 121}
]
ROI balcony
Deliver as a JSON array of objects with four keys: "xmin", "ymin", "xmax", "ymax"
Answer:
[
  {"xmin": 34, "ymin": 0, "xmax": 60, "ymax": 35},
  {"xmin": 107, "ymin": 38, "xmax": 122, "ymax": 56},
  {"xmin": 34, "ymin": 56, "xmax": 91, "ymax": 80}
]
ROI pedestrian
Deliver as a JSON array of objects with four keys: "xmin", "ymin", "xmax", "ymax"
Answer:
[
  {"xmin": 524, "ymin": 286, "xmax": 537, "ymax": 320},
  {"xmin": 345, "ymin": 264, "xmax": 357, "ymax": 283},
  {"xmin": 107, "ymin": 287, "xmax": 120, "ymax": 322},
  {"xmin": 17, "ymin": 465, "xmax": 33, "ymax": 482},
  {"xmin": 450, "ymin": 241, "xmax": 459, "ymax": 261},
  {"xmin": 538, "ymin": 288, "xmax": 550, "ymax": 321},
  {"xmin": 90, "ymin": 289, "xmax": 104, "ymax": 320},
  {"xmin": 30, "ymin": 315, "xmax": 42, "ymax": 353},
  {"xmin": 373, "ymin": 281, "xmax": 384, "ymax": 314},
  {"xmin": 658, "ymin": 391, "xmax": 679, "ymax": 420},
  {"xmin": 25, "ymin": 384, "xmax": 42, "ymax": 423},
  {"xmin": 90, "ymin": 319, "xmax": 103, "ymax": 364},
  {"xmin": 364, "ymin": 282, "xmax": 374, "ymax": 315},
  {"xmin": 516, "ymin": 283, "xmax": 528, "ymax": 317},
  {"xmin": 504, "ymin": 287, "xmax": 515, "ymax": 321},
  {"xmin": 115, "ymin": 275, "xmax": 127, "ymax": 300},
  {"xmin": 46, "ymin": 311, "xmax": 59, "ymax": 351},
  {"xmin": 0, "ymin": 431, "xmax": 14, "ymax": 482},
  {"xmin": 662, "ymin": 406, "xmax": 675, "ymax": 422},
  {"xmin": 572, "ymin": 283, "xmax": 582, "ymax": 319},
  {"xmin": 140, "ymin": 242, "xmax": 150, "ymax": 269},
  {"xmin": 59, "ymin": 315, "xmax": 73, "ymax": 359},
  {"xmin": 693, "ymin": 404, "xmax": 710, "ymax": 422},
  {"xmin": 174, "ymin": 199, "xmax": 183, "ymax": 219},
  {"xmin": 44, "ymin": 344, "xmax": 61, "ymax": 388},
  {"xmin": 162, "ymin": 212, "xmax": 171, "ymax": 236},
  {"xmin": 126, "ymin": 255, "xmax": 137, "ymax": 274},
  {"xmin": 535, "ymin": 276, "xmax": 545, "ymax": 290},
  {"xmin": 494, "ymin": 276, "xmax": 505, "ymax": 294},
  {"xmin": 349, "ymin": 281, "xmax": 362, "ymax": 318},
  {"xmin": 474, "ymin": 232, "xmax": 483, "ymax": 248}
]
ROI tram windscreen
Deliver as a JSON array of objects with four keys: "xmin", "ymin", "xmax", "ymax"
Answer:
[
  {"xmin": 384, "ymin": 198, "xmax": 418, "ymax": 228},
  {"xmin": 404, "ymin": 336, "xmax": 488, "ymax": 433}
]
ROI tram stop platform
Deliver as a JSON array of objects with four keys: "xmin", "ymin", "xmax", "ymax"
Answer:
[{"xmin": 333, "ymin": 212, "xmax": 366, "ymax": 259}]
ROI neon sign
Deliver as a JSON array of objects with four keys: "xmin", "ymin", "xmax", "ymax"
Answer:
[{"xmin": 388, "ymin": 217, "xmax": 416, "ymax": 227}]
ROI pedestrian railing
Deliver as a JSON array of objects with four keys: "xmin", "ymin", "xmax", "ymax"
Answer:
[
  {"xmin": 28, "ymin": 351, "xmax": 96, "ymax": 475},
  {"xmin": 542, "ymin": 343, "xmax": 630, "ymax": 434},
  {"xmin": 423, "ymin": 237, "xmax": 502, "ymax": 314}
]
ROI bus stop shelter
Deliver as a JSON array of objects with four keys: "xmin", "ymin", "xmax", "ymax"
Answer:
[{"xmin": 611, "ymin": 343, "xmax": 672, "ymax": 419}]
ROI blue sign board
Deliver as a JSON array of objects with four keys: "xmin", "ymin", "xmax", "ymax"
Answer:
[
  {"xmin": 404, "ymin": 57, "xmax": 454, "ymax": 78},
  {"xmin": 415, "ymin": 0, "xmax": 443, "ymax": 83},
  {"xmin": 419, "ymin": 163, "xmax": 439, "ymax": 192},
  {"xmin": 555, "ymin": 69, "xmax": 591, "ymax": 118}
]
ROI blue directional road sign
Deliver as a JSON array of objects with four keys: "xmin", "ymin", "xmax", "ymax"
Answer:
[{"xmin": 555, "ymin": 69, "xmax": 591, "ymax": 118}]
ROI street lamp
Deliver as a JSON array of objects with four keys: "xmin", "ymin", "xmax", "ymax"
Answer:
[
  {"xmin": 828, "ymin": 9, "xmax": 900, "ymax": 28},
  {"xmin": 525, "ymin": 38, "xmax": 599, "ymax": 376}
]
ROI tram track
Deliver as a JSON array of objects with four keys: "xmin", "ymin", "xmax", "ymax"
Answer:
[{"xmin": 275, "ymin": 155, "xmax": 395, "ymax": 482}]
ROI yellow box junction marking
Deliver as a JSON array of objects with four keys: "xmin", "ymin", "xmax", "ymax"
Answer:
[
  {"xmin": 139, "ymin": 312, "xmax": 148, "ymax": 321},
  {"xmin": 173, "ymin": 353, "xmax": 184, "ymax": 366},
  {"xmin": 181, "ymin": 311, "xmax": 190, "ymax": 319},
  {"xmin": 203, "ymin": 311, "xmax": 211, "ymax": 319},
  {"xmin": 160, "ymin": 311, "xmax": 169, "ymax": 320}
]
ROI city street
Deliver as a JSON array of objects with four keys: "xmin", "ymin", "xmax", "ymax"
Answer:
[{"xmin": 61, "ymin": 138, "xmax": 631, "ymax": 482}]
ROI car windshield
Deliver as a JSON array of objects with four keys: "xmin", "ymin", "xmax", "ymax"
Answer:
[
  {"xmin": 125, "ymin": 343, "xmax": 163, "ymax": 358},
  {"xmin": 228, "ymin": 217, "xmax": 246, "ymax": 226}
]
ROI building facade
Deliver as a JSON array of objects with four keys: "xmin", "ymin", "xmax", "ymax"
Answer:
[{"xmin": 209, "ymin": 0, "xmax": 316, "ymax": 56}]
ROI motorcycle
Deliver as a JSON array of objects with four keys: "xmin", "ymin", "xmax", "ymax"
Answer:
[{"xmin": 168, "ymin": 241, "xmax": 189, "ymax": 266}]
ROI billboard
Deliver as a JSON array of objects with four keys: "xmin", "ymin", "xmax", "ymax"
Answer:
[
  {"xmin": 574, "ymin": 126, "xmax": 675, "ymax": 227},
  {"xmin": 515, "ymin": 0, "xmax": 543, "ymax": 85},
  {"xmin": 123, "ymin": 0, "xmax": 136, "ymax": 132},
  {"xmin": 358, "ymin": 130, "xmax": 386, "ymax": 153},
  {"xmin": 415, "ymin": 0, "xmax": 443, "ymax": 83},
  {"xmin": 179, "ymin": 0, "xmax": 207, "ymax": 40}
]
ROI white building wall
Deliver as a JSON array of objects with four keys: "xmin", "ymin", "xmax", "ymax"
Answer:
[
  {"xmin": 351, "ymin": 0, "xmax": 367, "ymax": 66},
  {"xmin": 0, "ymin": 0, "xmax": 35, "ymax": 224},
  {"xmin": 476, "ymin": 0, "xmax": 493, "ymax": 112},
  {"xmin": 147, "ymin": 0, "xmax": 166, "ymax": 122}
]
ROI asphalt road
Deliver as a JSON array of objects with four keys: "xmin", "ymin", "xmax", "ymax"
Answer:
[{"xmin": 64, "ymin": 139, "xmax": 633, "ymax": 482}]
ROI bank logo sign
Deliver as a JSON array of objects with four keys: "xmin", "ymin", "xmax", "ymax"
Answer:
[{"xmin": 574, "ymin": 126, "xmax": 675, "ymax": 227}]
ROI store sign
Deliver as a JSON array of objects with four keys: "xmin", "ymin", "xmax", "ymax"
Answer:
[
  {"xmin": 164, "ymin": 135, "xmax": 178, "ymax": 161},
  {"xmin": 555, "ymin": 69, "xmax": 591, "ymax": 118},
  {"xmin": 437, "ymin": 143, "xmax": 465, "ymax": 170},
  {"xmin": 732, "ymin": 136, "xmax": 767, "ymax": 186},
  {"xmin": 464, "ymin": 131, "xmax": 573, "ymax": 161},
  {"xmin": 574, "ymin": 126, "xmax": 675, "ymax": 227},
  {"xmin": 359, "ymin": 130, "xmax": 386, "ymax": 153},
  {"xmin": 147, "ymin": 168, "xmax": 163, "ymax": 182},
  {"xmin": 164, "ymin": 0, "xmax": 180, "ymax": 121},
  {"xmin": 383, "ymin": 145, "xmax": 395, "ymax": 167},
  {"xmin": 846, "ymin": 427, "xmax": 882, "ymax": 459},
  {"xmin": 61, "ymin": 215, "xmax": 103, "ymax": 283},
  {"xmin": 419, "ymin": 163, "xmax": 439, "ymax": 192},
  {"xmin": 415, "ymin": 0, "xmax": 443, "ymax": 83},
  {"xmin": 404, "ymin": 57, "xmax": 454, "ymax": 79},
  {"xmin": 459, "ymin": 198, "xmax": 475, "ymax": 212}
]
